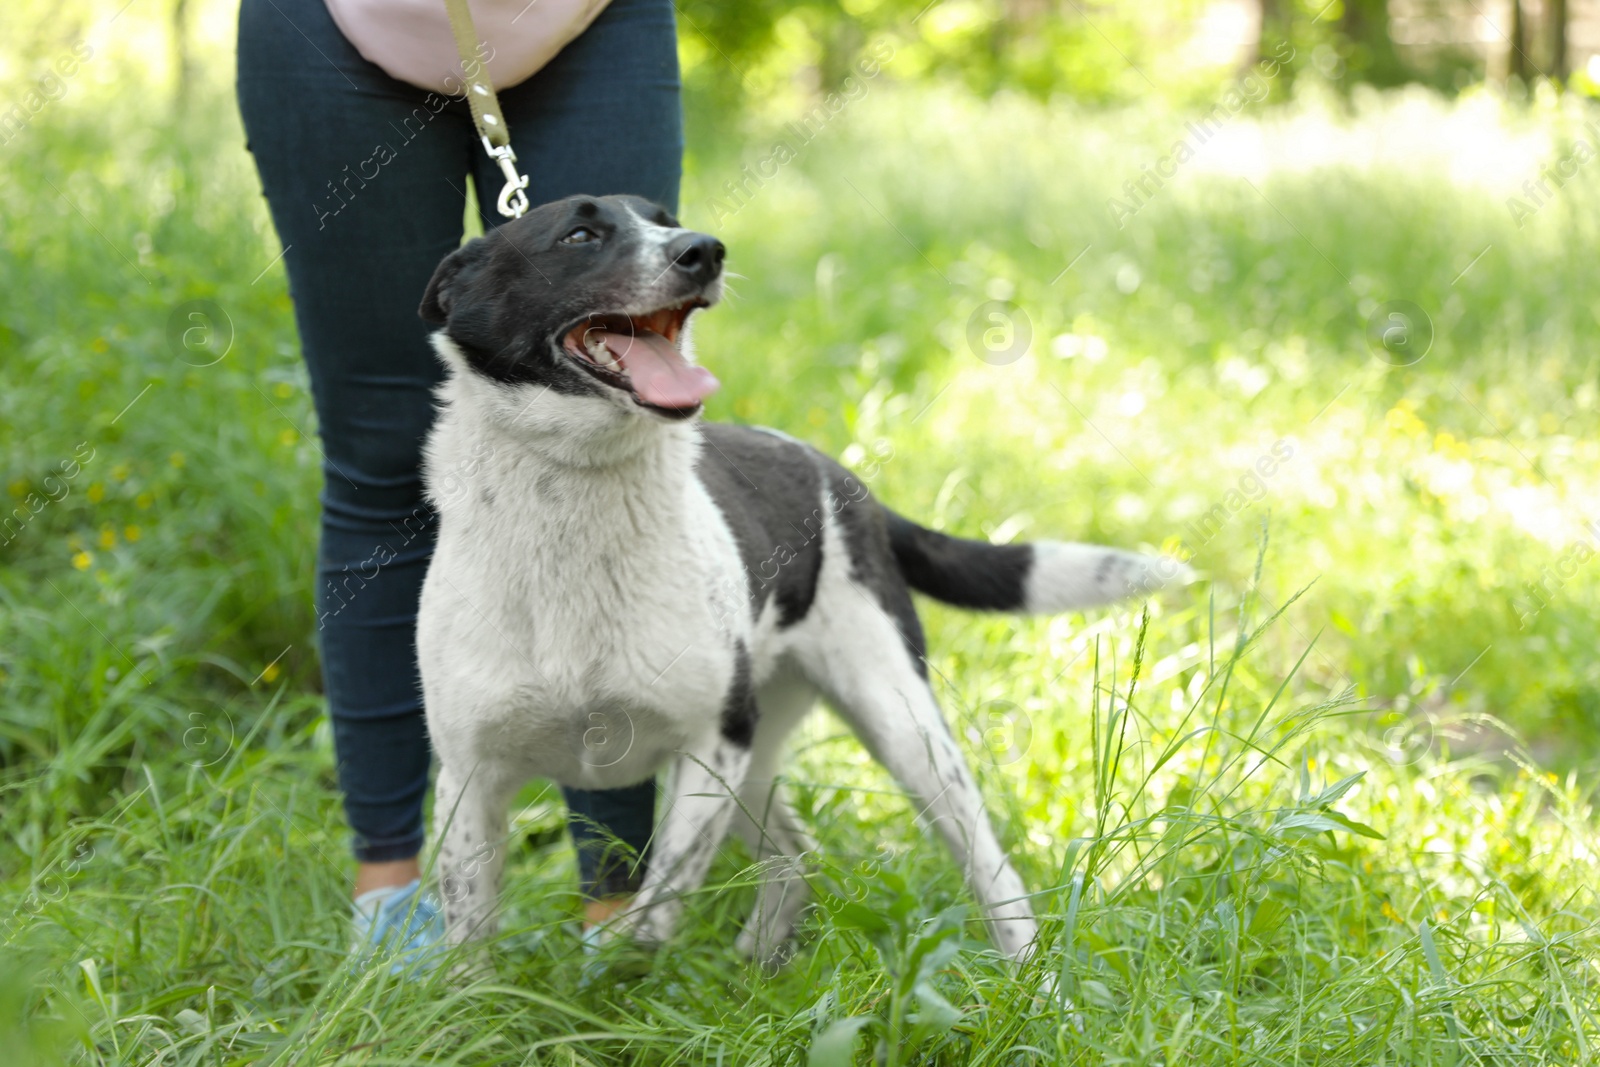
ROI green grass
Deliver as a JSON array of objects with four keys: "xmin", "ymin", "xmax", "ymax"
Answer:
[{"xmin": 3, "ymin": 59, "xmax": 1600, "ymax": 1064}]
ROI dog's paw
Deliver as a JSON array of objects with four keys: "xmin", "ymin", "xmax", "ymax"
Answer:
[
  {"xmin": 577, "ymin": 930, "xmax": 657, "ymax": 988},
  {"xmin": 605, "ymin": 893, "xmax": 683, "ymax": 949},
  {"xmin": 445, "ymin": 947, "xmax": 496, "ymax": 984},
  {"xmin": 735, "ymin": 925, "xmax": 797, "ymax": 975}
]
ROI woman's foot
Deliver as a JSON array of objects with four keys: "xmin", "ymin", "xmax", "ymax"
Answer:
[
  {"xmin": 348, "ymin": 862, "xmax": 631, "ymax": 965},
  {"xmin": 350, "ymin": 868, "xmax": 445, "ymax": 974},
  {"xmin": 580, "ymin": 896, "xmax": 635, "ymax": 954},
  {"xmin": 354, "ymin": 858, "xmax": 421, "ymax": 898},
  {"xmin": 583, "ymin": 896, "xmax": 632, "ymax": 928}
]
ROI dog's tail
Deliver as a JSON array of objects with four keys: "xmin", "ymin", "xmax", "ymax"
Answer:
[{"xmin": 885, "ymin": 511, "xmax": 1191, "ymax": 614}]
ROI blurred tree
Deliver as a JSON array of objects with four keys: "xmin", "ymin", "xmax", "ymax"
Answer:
[
  {"xmin": 1549, "ymin": 0, "xmax": 1569, "ymax": 80},
  {"xmin": 1508, "ymin": 0, "xmax": 1528, "ymax": 82},
  {"xmin": 678, "ymin": 0, "xmax": 1238, "ymax": 113},
  {"xmin": 0, "ymin": 2, "xmax": 90, "ymax": 96},
  {"xmin": 1339, "ymin": 0, "xmax": 1407, "ymax": 86},
  {"xmin": 1256, "ymin": 0, "xmax": 1289, "ymax": 67},
  {"xmin": 172, "ymin": 0, "xmax": 195, "ymax": 113}
]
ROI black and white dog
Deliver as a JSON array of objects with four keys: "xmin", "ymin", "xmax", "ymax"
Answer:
[{"xmin": 415, "ymin": 194, "xmax": 1184, "ymax": 965}]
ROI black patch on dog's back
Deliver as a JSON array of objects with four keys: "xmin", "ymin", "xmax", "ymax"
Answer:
[
  {"xmin": 696, "ymin": 424, "xmax": 826, "ymax": 628},
  {"xmin": 819, "ymin": 460, "xmax": 929, "ymax": 676},
  {"xmin": 697, "ymin": 423, "xmax": 929, "ymax": 673}
]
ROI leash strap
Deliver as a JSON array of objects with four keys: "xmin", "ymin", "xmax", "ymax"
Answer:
[{"xmin": 442, "ymin": 0, "xmax": 530, "ymax": 218}]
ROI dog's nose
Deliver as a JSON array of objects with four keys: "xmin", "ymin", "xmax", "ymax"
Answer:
[{"xmin": 667, "ymin": 233, "xmax": 725, "ymax": 284}]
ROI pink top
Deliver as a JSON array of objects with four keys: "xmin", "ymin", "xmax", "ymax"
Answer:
[{"xmin": 323, "ymin": 0, "xmax": 612, "ymax": 94}]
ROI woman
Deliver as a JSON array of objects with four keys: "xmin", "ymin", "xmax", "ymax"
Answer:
[{"xmin": 236, "ymin": 0, "xmax": 676, "ymax": 961}]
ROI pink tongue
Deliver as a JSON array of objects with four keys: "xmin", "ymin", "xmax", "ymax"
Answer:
[{"xmin": 597, "ymin": 329, "xmax": 719, "ymax": 409}]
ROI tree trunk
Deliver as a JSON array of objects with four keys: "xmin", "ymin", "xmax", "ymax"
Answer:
[
  {"xmin": 172, "ymin": 0, "xmax": 192, "ymax": 114},
  {"xmin": 1340, "ymin": 0, "xmax": 1407, "ymax": 87},
  {"xmin": 1256, "ymin": 0, "xmax": 1288, "ymax": 67},
  {"xmin": 1550, "ymin": 0, "xmax": 1569, "ymax": 80},
  {"xmin": 1508, "ymin": 0, "xmax": 1527, "ymax": 83}
]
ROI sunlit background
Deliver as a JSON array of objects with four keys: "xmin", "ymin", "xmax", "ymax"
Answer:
[{"xmin": 4, "ymin": 2, "xmax": 1600, "ymax": 1064}]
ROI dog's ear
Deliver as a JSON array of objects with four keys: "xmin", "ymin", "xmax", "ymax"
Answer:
[{"xmin": 419, "ymin": 237, "xmax": 491, "ymax": 324}]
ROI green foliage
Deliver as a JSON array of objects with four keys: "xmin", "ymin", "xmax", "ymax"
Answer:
[
  {"xmin": 3, "ymin": 24, "xmax": 1600, "ymax": 1067},
  {"xmin": 675, "ymin": 0, "xmax": 1513, "ymax": 114},
  {"xmin": 677, "ymin": 0, "xmax": 1255, "ymax": 113}
]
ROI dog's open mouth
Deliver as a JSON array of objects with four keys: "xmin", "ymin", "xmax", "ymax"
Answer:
[{"xmin": 561, "ymin": 299, "xmax": 717, "ymax": 417}]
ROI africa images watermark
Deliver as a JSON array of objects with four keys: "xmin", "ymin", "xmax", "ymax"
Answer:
[
  {"xmin": 3, "ymin": 443, "xmax": 97, "ymax": 548},
  {"xmin": 701, "ymin": 40, "xmax": 896, "ymax": 227},
  {"xmin": 0, "ymin": 40, "xmax": 93, "ymax": 148},
  {"xmin": 747, "ymin": 444, "xmax": 894, "ymax": 589},
  {"xmin": 1175, "ymin": 438, "xmax": 1296, "ymax": 556},
  {"xmin": 312, "ymin": 44, "xmax": 497, "ymax": 230},
  {"xmin": 704, "ymin": 436, "xmax": 898, "ymax": 638},
  {"xmin": 1106, "ymin": 40, "xmax": 1295, "ymax": 229},
  {"xmin": 1513, "ymin": 519, "xmax": 1600, "ymax": 629},
  {"xmin": 1504, "ymin": 117, "xmax": 1600, "ymax": 228},
  {"xmin": 1, "ymin": 841, "xmax": 95, "ymax": 945},
  {"xmin": 316, "ymin": 439, "xmax": 497, "ymax": 629}
]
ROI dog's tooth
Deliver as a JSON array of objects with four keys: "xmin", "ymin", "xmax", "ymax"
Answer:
[{"xmin": 586, "ymin": 332, "xmax": 624, "ymax": 370}]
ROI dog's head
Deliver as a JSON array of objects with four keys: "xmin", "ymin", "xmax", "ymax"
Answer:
[{"xmin": 420, "ymin": 194, "xmax": 725, "ymax": 435}]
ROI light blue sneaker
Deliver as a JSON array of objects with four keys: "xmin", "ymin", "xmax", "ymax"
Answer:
[{"xmin": 350, "ymin": 878, "xmax": 446, "ymax": 974}]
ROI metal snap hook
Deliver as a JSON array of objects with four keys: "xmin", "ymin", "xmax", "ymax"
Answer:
[{"xmin": 482, "ymin": 136, "xmax": 529, "ymax": 219}]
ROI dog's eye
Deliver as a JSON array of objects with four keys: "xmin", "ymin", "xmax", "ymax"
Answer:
[{"xmin": 561, "ymin": 227, "xmax": 599, "ymax": 245}]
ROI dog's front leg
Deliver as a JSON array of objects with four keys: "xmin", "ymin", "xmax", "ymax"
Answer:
[
  {"xmin": 434, "ymin": 760, "xmax": 511, "ymax": 946},
  {"xmin": 621, "ymin": 732, "xmax": 752, "ymax": 947}
]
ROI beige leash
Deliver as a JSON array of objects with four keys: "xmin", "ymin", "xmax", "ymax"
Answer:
[{"xmin": 443, "ymin": 0, "xmax": 530, "ymax": 218}]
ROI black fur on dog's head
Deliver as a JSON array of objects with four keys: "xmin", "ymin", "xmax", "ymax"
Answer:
[{"xmin": 420, "ymin": 194, "xmax": 725, "ymax": 420}]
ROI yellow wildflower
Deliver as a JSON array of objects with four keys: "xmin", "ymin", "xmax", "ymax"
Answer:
[
  {"xmin": 279, "ymin": 428, "xmax": 298, "ymax": 446},
  {"xmin": 1381, "ymin": 901, "xmax": 1402, "ymax": 923},
  {"xmin": 1385, "ymin": 405, "xmax": 1426, "ymax": 436},
  {"xmin": 72, "ymin": 551, "xmax": 93, "ymax": 571},
  {"xmin": 123, "ymin": 525, "xmax": 141, "ymax": 543},
  {"xmin": 86, "ymin": 483, "xmax": 104, "ymax": 503},
  {"xmin": 135, "ymin": 492, "xmax": 154, "ymax": 510},
  {"xmin": 97, "ymin": 527, "xmax": 116, "ymax": 550},
  {"xmin": 262, "ymin": 662, "xmax": 282, "ymax": 683},
  {"xmin": 1432, "ymin": 431, "xmax": 1471, "ymax": 460}
]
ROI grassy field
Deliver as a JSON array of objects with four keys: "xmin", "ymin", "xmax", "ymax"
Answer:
[{"xmin": 3, "ymin": 50, "xmax": 1600, "ymax": 1065}]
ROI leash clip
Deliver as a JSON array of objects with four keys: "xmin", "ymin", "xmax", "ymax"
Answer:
[{"xmin": 483, "ymin": 136, "xmax": 529, "ymax": 219}]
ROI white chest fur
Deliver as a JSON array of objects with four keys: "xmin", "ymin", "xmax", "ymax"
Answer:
[{"xmin": 416, "ymin": 384, "xmax": 749, "ymax": 791}]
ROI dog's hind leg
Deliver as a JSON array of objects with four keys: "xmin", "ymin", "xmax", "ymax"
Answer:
[
  {"xmin": 731, "ymin": 672, "xmax": 820, "ymax": 965},
  {"xmin": 733, "ymin": 786, "xmax": 817, "ymax": 966},
  {"xmin": 434, "ymin": 760, "xmax": 515, "ymax": 946},
  {"xmin": 801, "ymin": 592, "xmax": 1039, "ymax": 961}
]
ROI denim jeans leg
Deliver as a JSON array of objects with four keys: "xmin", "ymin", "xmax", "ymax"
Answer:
[{"xmin": 236, "ymin": 0, "xmax": 682, "ymax": 885}]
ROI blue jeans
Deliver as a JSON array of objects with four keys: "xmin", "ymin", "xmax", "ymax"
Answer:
[{"xmin": 236, "ymin": 0, "xmax": 677, "ymax": 897}]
